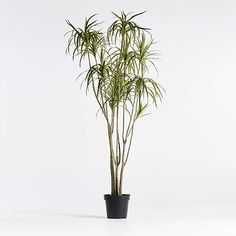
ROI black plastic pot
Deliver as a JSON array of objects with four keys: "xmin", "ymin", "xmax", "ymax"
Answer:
[{"xmin": 104, "ymin": 194, "xmax": 130, "ymax": 219}]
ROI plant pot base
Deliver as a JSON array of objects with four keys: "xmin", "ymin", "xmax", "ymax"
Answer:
[{"xmin": 104, "ymin": 194, "xmax": 130, "ymax": 219}]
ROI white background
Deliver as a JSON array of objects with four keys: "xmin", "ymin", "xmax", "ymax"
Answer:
[{"xmin": 0, "ymin": 0, "xmax": 236, "ymax": 235}]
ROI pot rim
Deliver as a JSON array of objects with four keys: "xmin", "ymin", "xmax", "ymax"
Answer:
[{"xmin": 104, "ymin": 194, "xmax": 130, "ymax": 200}]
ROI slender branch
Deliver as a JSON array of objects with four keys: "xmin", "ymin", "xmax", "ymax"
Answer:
[
  {"xmin": 124, "ymin": 94, "xmax": 139, "ymax": 165},
  {"xmin": 124, "ymin": 129, "xmax": 134, "ymax": 166},
  {"xmin": 88, "ymin": 53, "xmax": 117, "ymax": 194},
  {"xmin": 87, "ymin": 55, "xmax": 110, "ymax": 125},
  {"xmin": 119, "ymin": 29, "xmax": 128, "ymax": 195}
]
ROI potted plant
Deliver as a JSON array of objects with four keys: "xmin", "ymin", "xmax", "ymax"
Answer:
[{"xmin": 65, "ymin": 11, "xmax": 163, "ymax": 219}]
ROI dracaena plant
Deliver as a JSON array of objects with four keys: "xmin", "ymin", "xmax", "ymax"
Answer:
[{"xmin": 66, "ymin": 11, "xmax": 164, "ymax": 196}]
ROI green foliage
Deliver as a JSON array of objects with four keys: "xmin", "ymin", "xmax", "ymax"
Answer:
[{"xmin": 66, "ymin": 11, "xmax": 164, "ymax": 195}]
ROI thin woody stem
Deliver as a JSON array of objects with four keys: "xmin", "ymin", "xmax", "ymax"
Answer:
[{"xmin": 88, "ymin": 53, "xmax": 117, "ymax": 194}]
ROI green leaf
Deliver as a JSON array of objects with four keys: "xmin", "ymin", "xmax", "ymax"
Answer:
[{"xmin": 128, "ymin": 11, "xmax": 147, "ymax": 21}]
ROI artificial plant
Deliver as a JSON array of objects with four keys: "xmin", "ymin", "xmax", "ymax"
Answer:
[{"xmin": 66, "ymin": 11, "xmax": 163, "ymax": 196}]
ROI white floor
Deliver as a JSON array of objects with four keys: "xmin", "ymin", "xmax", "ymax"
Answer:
[{"xmin": 0, "ymin": 205, "xmax": 236, "ymax": 236}]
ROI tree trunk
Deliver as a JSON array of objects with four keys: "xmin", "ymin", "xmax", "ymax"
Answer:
[
  {"xmin": 110, "ymin": 155, "xmax": 116, "ymax": 195},
  {"xmin": 119, "ymin": 163, "xmax": 124, "ymax": 195}
]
